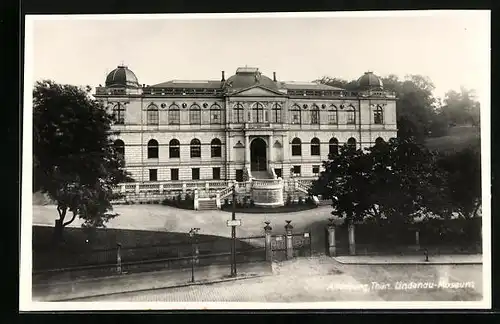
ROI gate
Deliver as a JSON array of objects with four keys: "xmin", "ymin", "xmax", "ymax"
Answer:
[
  {"xmin": 292, "ymin": 232, "xmax": 312, "ymax": 257},
  {"xmin": 270, "ymin": 231, "xmax": 312, "ymax": 261},
  {"xmin": 271, "ymin": 234, "xmax": 287, "ymax": 261}
]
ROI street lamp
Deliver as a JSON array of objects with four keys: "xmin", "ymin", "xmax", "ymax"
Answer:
[{"xmin": 189, "ymin": 227, "xmax": 200, "ymax": 282}]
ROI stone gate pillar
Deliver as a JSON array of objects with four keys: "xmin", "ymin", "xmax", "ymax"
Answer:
[
  {"xmin": 264, "ymin": 221, "xmax": 272, "ymax": 262},
  {"xmin": 285, "ymin": 220, "xmax": 294, "ymax": 260},
  {"xmin": 326, "ymin": 218, "xmax": 337, "ymax": 257},
  {"xmin": 348, "ymin": 222, "xmax": 356, "ymax": 256}
]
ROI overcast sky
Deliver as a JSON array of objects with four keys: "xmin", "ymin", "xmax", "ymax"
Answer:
[{"xmin": 28, "ymin": 11, "xmax": 490, "ymax": 101}]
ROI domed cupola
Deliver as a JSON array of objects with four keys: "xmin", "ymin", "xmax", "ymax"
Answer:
[
  {"xmin": 224, "ymin": 67, "xmax": 278, "ymax": 91},
  {"xmin": 357, "ymin": 71, "xmax": 383, "ymax": 90},
  {"xmin": 105, "ymin": 65, "xmax": 140, "ymax": 88}
]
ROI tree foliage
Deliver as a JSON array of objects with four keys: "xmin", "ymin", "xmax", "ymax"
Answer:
[
  {"xmin": 33, "ymin": 80, "xmax": 132, "ymax": 239},
  {"xmin": 311, "ymin": 138, "xmax": 479, "ymax": 225},
  {"xmin": 439, "ymin": 87, "xmax": 480, "ymax": 127}
]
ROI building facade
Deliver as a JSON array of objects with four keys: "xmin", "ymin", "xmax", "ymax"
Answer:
[{"xmin": 95, "ymin": 66, "xmax": 397, "ymax": 208}]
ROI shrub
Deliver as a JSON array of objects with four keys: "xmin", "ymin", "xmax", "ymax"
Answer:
[
  {"xmin": 298, "ymin": 197, "xmax": 304, "ymax": 205},
  {"xmin": 286, "ymin": 195, "xmax": 292, "ymax": 206},
  {"xmin": 250, "ymin": 199, "xmax": 255, "ymax": 207}
]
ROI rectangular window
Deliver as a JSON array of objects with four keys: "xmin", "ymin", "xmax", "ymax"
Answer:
[
  {"xmin": 212, "ymin": 167, "xmax": 221, "ymax": 180},
  {"xmin": 234, "ymin": 106, "xmax": 244, "ymax": 123},
  {"xmin": 293, "ymin": 166, "xmax": 301, "ymax": 176},
  {"xmin": 236, "ymin": 169, "xmax": 244, "ymax": 182},
  {"xmin": 149, "ymin": 169, "xmax": 158, "ymax": 181},
  {"xmin": 347, "ymin": 111, "xmax": 356, "ymax": 125},
  {"xmin": 274, "ymin": 168, "xmax": 282, "ymax": 178},
  {"xmin": 311, "ymin": 110, "xmax": 319, "ymax": 124},
  {"xmin": 171, "ymin": 168, "xmax": 179, "ymax": 181},
  {"xmin": 192, "ymin": 168, "xmax": 200, "ymax": 180},
  {"xmin": 291, "ymin": 113, "xmax": 300, "ymax": 124},
  {"xmin": 211, "ymin": 110, "xmax": 221, "ymax": 124},
  {"xmin": 168, "ymin": 110, "xmax": 180, "ymax": 125},
  {"xmin": 312, "ymin": 165, "xmax": 320, "ymax": 175},
  {"xmin": 328, "ymin": 112, "xmax": 338, "ymax": 124},
  {"xmin": 190, "ymin": 109, "xmax": 201, "ymax": 124}
]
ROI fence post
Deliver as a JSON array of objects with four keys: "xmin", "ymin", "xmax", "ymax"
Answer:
[
  {"xmin": 159, "ymin": 184, "xmax": 164, "ymax": 194},
  {"xmin": 326, "ymin": 218, "xmax": 337, "ymax": 257},
  {"xmin": 135, "ymin": 183, "xmax": 140, "ymax": 194},
  {"xmin": 285, "ymin": 220, "xmax": 294, "ymax": 260},
  {"xmin": 264, "ymin": 221, "xmax": 273, "ymax": 261},
  {"xmin": 205, "ymin": 182, "xmax": 209, "ymax": 192},
  {"xmin": 194, "ymin": 189, "xmax": 199, "ymax": 210},
  {"xmin": 120, "ymin": 184, "xmax": 126, "ymax": 193},
  {"xmin": 348, "ymin": 222, "xmax": 356, "ymax": 256},
  {"xmin": 116, "ymin": 243, "xmax": 122, "ymax": 275},
  {"xmin": 182, "ymin": 182, "xmax": 187, "ymax": 194},
  {"xmin": 415, "ymin": 229, "xmax": 420, "ymax": 250},
  {"xmin": 216, "ymin": 193, "xmax": 221, "ymax": 209}
]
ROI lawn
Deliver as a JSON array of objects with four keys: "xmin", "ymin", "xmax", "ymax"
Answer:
[{"xmin": 425, "ymin": 126, "xmax": 480, "ymax": 152}]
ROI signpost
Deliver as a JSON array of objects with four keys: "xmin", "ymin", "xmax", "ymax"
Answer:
[{"xmin": 229, "ymin": 188, "xmax": 242, "ymax": 277}]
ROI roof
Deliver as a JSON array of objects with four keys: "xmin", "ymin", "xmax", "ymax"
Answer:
[
  {"xmin": 149, "ymin": 80, "xmax": 223, "ymax": 89},
  {"xmin": 105, "ymin": 65, "xmax": 140, "ymax": 88},
  {"xmin": 281, "ymin": 81, "xmax": 344, "ymax": 91}
]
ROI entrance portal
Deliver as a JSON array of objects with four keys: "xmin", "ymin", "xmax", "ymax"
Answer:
[{"xmin": 250, "ymin": 138, "xmax": 267, "ymax": 171}]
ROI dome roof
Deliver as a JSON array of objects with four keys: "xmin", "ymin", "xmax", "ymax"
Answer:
[
  {"xmin": 224, "ymin": 67, "xmax": 278, "ymax": 90},
  {"xmin": 105, "ymin": 65, "xmax": 139, "ymax": 88},
  {"xmin": 357, "ymin": 71, "xmax": 383, "ymax": 90}
]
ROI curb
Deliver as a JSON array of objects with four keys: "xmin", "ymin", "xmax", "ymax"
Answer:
[
  {"xmin": 41, "ymin": 272, "xmax": 271, "ymax": 302},
  {"xmin": 332, "ymin": 258, "xmax": 482, "ymax": 265}
]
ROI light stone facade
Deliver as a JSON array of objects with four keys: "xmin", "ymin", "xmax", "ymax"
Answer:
[{"xmin": 95, "ymin": 66, "xmax": 397, "ymax": 188}]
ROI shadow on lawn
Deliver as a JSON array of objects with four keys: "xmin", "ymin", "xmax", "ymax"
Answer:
[{"xmin": 32, "ymin": 226, "xmax": 258, "ymax": 272}]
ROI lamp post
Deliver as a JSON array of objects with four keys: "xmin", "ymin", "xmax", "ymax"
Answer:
[
  {"xmin": 189, "ymin": 227, "xmax": 200, "ymax": 282},
  {"xmin": 231, "ymin": 187, "xmax": 237, "ymax": 277}
]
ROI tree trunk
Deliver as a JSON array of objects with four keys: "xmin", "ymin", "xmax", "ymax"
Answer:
[{"xmin": 53, "ymin": 205, "xmax": 67, "ymax": 244}]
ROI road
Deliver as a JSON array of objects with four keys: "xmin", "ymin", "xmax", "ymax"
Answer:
[{"xmin": 78, "ymin": 256, "xmax": 483, "ymax": 302}]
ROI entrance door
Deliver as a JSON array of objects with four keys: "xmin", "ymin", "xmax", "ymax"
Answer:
[{"xmin": 250, "ymin": 138, "xmax": 267, "ymax": 171}]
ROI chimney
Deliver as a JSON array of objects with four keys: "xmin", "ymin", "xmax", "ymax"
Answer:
[
  {"xmin": 273, "ymin": 72, "xmax": 277, "ymax": 82},
  {"xmin": 221, "ymin": 71, "xmax": 225, "ymax": 82}
]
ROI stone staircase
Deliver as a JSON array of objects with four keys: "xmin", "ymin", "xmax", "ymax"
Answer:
[
  {"xmin": 251, "ymin": 170, "xmax": 274, "ymax": 179},
  {"xmin": 197, "ymin": 198, "xmax": 218, "ymax": 211}
]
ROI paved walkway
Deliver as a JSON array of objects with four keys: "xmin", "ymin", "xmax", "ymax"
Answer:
[
  {"xmin": 32, "ymin": 204, "xmax": 337, "ymax": 239},
  {"xmin": 72, "ymin": 256, "xmax": 484, "ymax": 303},
  {"xmin": 333, "ymin": 254, "xmax": 483, "ymax": 265},
  {"xmin": 32, "ymin": 261, "xmax": 272, "ymax": 302}
]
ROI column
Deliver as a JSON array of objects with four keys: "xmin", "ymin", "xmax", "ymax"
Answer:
[
  {"xmin": 348, "ymin": 222, "xmax": 356, "ymax": 255},
  {"xmin": 245, "ymin": 134, "xmax": 250, "ymax": 169},
  {"xmin": 326, "ymin": 218, "xmax": 336, "ymax": 257},
  {"xmin": 285, "ymin": 220, "xmax": 294, "ymax": 260},
  {"xmin": 268, "ymin": 134, "xmax": 274, "ymax": 171},
  {"xmin": 264, "ymin": 221, "xmax": 272, "ymax": 262}
]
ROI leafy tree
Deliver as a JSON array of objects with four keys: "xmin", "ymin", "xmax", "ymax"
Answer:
[
  {"xmin": 311, "ymin": 138, "xmax": 445, "ymax": 225},
  {"xmin": 33, "ymin": 80, "xmax": 132, "ymax": 241},
  {"xmin": 436, "ymin": 147, "xmax": 482, "ymax": 219},
  {"xmin": 440, "ymin": 87, "xmax": 480, "ymax": 127}
]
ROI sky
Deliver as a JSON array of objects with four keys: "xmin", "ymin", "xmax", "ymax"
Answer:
[{"xmin": 27, "ymin": 11, "xmax": 490, "ymax": 101}]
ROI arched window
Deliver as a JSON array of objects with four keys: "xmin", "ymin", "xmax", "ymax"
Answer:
[
  {"xmin": 147, "ymin": 104, "xmax": 159, "ymax": 125},
  {"xmin": 168, "ymin": 104, "xmax": 180, "ymax": 125},
  {"xmin": 252, "ymin": 102, "xmax": 265, "ymax": 123},
  {"xmin": 272, "ymin": 103, "xmax": 282, "ymax": 123},
  {"xmin": 346, "ymin": 105, "xmax": 356, "ymax": 125},
  {"xmin": 114, "ymin": 139, "xmax": 125, "ymax": 165},
  {"xmin": 328, "ymin": 105, "xmax": 338, "ymax": 125},
  {"xmin": 189, "ymin": 104, "xmax": 201, "ymax": 124},
  {"xmin": 190, "ymin": 138, "xmax": 201, "ymax": 158},
  {"xmin": 147, "ymin": 139, "xmax": 159, "ymax": 159},
  {"xmin": 374, "ymin": 105, "xmax": 384, "ymax": 124},
  {"xmin": 290, "ymin": 104, "xmax": 301, "ymax": 124},
  {"xmin": 211, "ymin": 138, "xmax": 222, "ymax": 157},
  {"xmin": 347, "ymin": 137, "xmax": 357, "ymax": 151},
  {"xmin": 210, "ymin": 104, "xmax": 221, "ymax": 124},
  {"xmin": 112, "ymin": 103, "xmax": 126, "ymax": 125},
  {"xmin": 291, "ymin": 138, "xmax": 302, "ymax": 156},
  {"xmin": 233, "ymin": 103, "xmax": 244, "ymax": 123},
  {"xmin": 310, "ymin": 105, "xmax": 320, "ymax": 124},
  {"xmin": 375, "ymin": 137, "xmax": 385, "ymax": 146},
  {"xmin": 169, "ymin": 139, "xmax": 180, "ymax": 158},
  {"xmin": 329, "ymin": 137, "xmax": 339, "ymax": 156},
  {"xmin": 310, "ymin": 137, "xmax": 320, "ymax": 156}
]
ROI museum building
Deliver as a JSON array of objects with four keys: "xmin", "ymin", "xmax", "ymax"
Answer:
[{"xmin": 94, "ymin": 65, "xmax": 397, "ymax": 208}]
